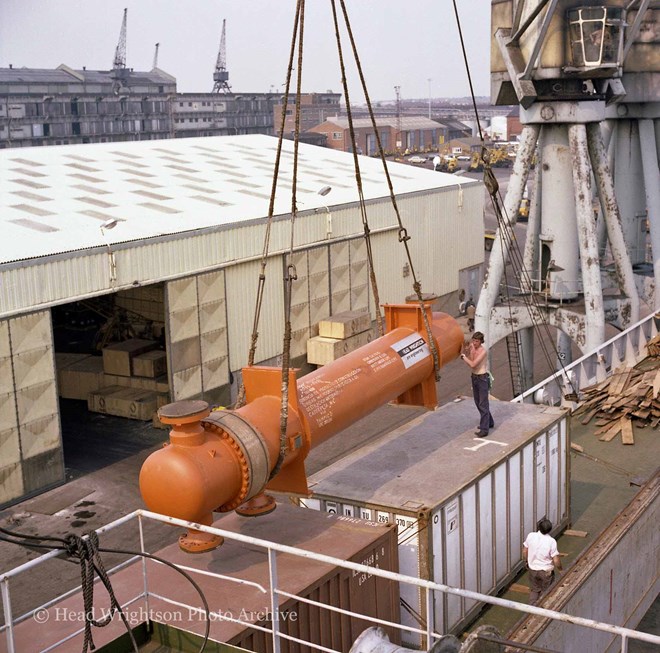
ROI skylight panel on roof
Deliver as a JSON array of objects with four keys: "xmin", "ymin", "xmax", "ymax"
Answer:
[
  {"xmin": 236, "ymin": 189, "xmax": 271, "ymax": 200},
  {"xmin": 10, "ymin": 168, "xmax": 47, "ymax": 178},
  {"xmin": 63, "ymin": 154, "xmax": 96, "ymax": 163},
  {"xmin": 79, "ymin": 210, "xmax": 123, "ymax": 222},
  {"xmin": 119, "ymin": 168, "xmax": 156, "ymax": 178},
  {"xmin": 10, "ymin": 203, "xmax": 56, "ymax": 217},
  {"xmin": 228, "ymin": 179, "xmax": 262, "ymax": 190},
  {"xmin": 9, "ymin": 218, "xmax": 58, "ymax": 233},
  {"xmin": 65, "ymin": 163, "xmax": 101, "ymax": 173},
  {"xmin": 115, "ymin": 159, "xmax": 145, "ymax": 168},
  {"xmin": 139, "ymin": 202, "xmax": 181, "ymax": 214},
  {"xmin": 190, "ymin": 195, "xmax": 232, "ymax": 207},
  {"xmin": 173, "ymin": 174, "xmax": 206, "ymax": 183},
  {"xmin": 165, "ymin": 164, "xmax": 199, "ymax": 174},
  {"xmin": 125, "ymin": 178, "xmax": 161, "ymax": 189},
  {"xmin": 67, "ymin": 173, "xmax": 105, "ymax": 184},
  {"xmin": 111, "ymin": 151, "xmax": 142, "ymax": 159},
  {"xmin": 11, "ymin": 178, "xmax": 50, "ymax": 189},
  {"xmin": 131, "ymin": 190, "xmax": 173, "ymax": 201},
  {"xmin": 9, "ymin": 158, "xmax": 45, "ymax": 167},
  {"xmin": 10, "ymin": 190, "xmax": 51, "ymax": 202},
  {"xmin": 71, "ymin": 184, "xmax": 111, "ymax": 195},
  {"xmin": 75, "ymin": 196, "xmax": 116, "ymax": 209},
  {"xmin": 182, "ymin": 184, "xmax": 219, "ymax": 194}
]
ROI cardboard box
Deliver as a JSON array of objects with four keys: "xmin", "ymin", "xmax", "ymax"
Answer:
[
  {"xmin": 59, "ymin": 356, "xmax": 105, "ymax": 401},
  {"xmin": 132, "ymin": 350, "xmax": 167, "ymax": 378},
  {"xmin": 318, "ymin": 310, "xmax": 372, "ymax": 339},
  {"xmin": 102, "ymin": 339, "xmax": 157, "ymax": 376},
  {"xmin": 307, "ymin": 329, "xmax": 375, "ymax": 366}
]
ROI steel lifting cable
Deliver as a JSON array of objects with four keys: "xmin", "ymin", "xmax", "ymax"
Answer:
[
  {"xmin": 329, "ymin": 0, "xmax": 384, "ymax": 337},
  {"xmin": 235, "ymin": 0, "xmax": 304, "ymax": 409},
  {"xmin": 336, "ymin": 0, "xmax": 443, "ymax": 380},
  {"xmin": 452, "ymin": 0, "xmax": 577, "ymax": 398},
  {"xmin": 273, "ymin": 0, "xmax": 307, "ymax": 480},
  {"xmin": 0, "ymin": 525, "xmax": 211, "ymax": 653}
]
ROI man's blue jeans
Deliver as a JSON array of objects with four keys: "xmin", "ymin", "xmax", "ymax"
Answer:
[{"xmin": 471, "ymin": 373, "xmax": 494, "ymax": 433}]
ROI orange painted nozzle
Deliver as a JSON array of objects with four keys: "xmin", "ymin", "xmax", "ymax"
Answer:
[{"xmin": 140, "ymin": 303, "xmax": 463, "ymax": 537}]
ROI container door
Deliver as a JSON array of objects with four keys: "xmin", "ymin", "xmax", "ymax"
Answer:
[
  {"xmin": 534, "ymin": 434, "xmax": 548, "ymax": 522},
  {"xmin": 559, "ymin": 418, "xmax": 569, "ymax": 522},
  {"xmin": 0, "ymin": 311, "xmax": 64, "ymax": 505},
  {"xmin": 396, "ymin": 513, "xmax": 422, "ymax": 649},
  {"xmin": 494, "ymin": 463, "xmax": 508, "ymax": 580},
  {"xmin": 431, "ymin": 510, "xmax": 445, "ymax": 636},
  {"xmin": 461, "ymin": 486, "xmax": 479, "ymax": 617},
  {"xmin": 443, "ymin": 499, "xmax": 462, "ymax": 629},
  {"xmin": 478, "ymin": 476, "xmax": 494, "ymax": 594},
  {"xmin": 522, "ymin": 442, "xmax": 535, "ymax": 536},
  {"xmin": 165, "ymin": 271, "xmax": 229, "ymax": 403},
  {"xmin": 508, "ymin": 452, "xmax": 523, "ymax": 569},
  {"xmin": 548, "ymin": 424, "xmax": 560, "ymax": 525}
]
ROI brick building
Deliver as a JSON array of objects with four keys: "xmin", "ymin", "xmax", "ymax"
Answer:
[{"xmin": 308, "ymin": 116, "xmax": 446, "ymax": 154}]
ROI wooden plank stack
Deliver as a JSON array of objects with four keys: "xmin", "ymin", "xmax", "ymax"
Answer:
[
  {"xmin": 574, "ymin": 364, "xmax": 660, "ymax": 445},
  {"xmin": 646, "ymin": 333, "xmax": 660, "ymax": 357}
]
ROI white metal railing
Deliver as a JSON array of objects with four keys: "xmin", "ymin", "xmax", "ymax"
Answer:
[
  {"xmin": 1, "ymin": 510, "xmax": 659, "ymax": 653},
  {"xmin": 513, "ymin": 311, "xmax": 659, "ymax": 405}
]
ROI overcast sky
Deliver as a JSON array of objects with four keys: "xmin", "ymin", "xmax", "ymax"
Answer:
[{"xmin": 0, "ymin": 1, "xmax": 491, "ymax": 103}]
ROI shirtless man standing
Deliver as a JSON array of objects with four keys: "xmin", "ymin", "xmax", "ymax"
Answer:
[{"xmin": 460, "ymin": 331, "xmax": 494, "ymax": 437}]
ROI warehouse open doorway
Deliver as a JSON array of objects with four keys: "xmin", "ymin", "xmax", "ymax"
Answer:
[{"xmin": 52, "ymin": 284, "xmax": 170, "ymax": 480}]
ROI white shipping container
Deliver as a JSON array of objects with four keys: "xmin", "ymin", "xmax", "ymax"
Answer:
[{"xmin": 297, "ymin": 398, "xmax": 570, "ymax": 644}]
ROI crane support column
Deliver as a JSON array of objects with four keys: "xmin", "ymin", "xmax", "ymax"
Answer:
[{"xmin": 140, "ymin": 302, "xmax": 463, "ymax": 552}]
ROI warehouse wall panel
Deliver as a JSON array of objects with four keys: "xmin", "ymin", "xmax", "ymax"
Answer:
[
  {"xmin": 166, "ymin": 270, "xmax": 230, "ymax": 402},
  {"xmin": 0, "ymin": 311, "xmax": 64, "ymax": 507}
]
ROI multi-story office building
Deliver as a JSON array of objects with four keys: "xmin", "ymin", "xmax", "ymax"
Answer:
[
  {"xmin": 172, "ymin": 93, "xmax": 277, "ymax": 138},
  {"xmin": 0, "ymin": 65, "xmax": 177, "ymax": 148}
]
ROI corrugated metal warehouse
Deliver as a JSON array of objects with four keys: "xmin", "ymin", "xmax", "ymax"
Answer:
[{"xmin": 0, "ymin": 134, "xmax": 484, "ymax": 506}]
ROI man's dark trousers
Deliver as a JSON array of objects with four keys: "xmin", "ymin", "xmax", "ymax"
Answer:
[{"xmin": 471, "ymin": 373, "xmax": 494, "ymax": 433}]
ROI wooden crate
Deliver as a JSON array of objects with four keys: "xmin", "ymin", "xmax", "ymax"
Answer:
[
  {"xmin": 88, "ymin": 386, "xmax": 124, "ymax": 414},
  {"xmin": 307, "ymin": 329, "xmax": 375, "ymax": 366},
  {"xmin": 318, "ymin": 310, "xmax": 371, "ymax": 339},
  {"xmin": 132, "ymin": 350, "xmax": 167, "ymax": 378},
  {"xmin": 88, "ymin": 385, "xmax": 157, "ymax": 421},
  {"xmin": 59, "ymin": 356, "xmax": 105, "ymax": 401},
  {"xmin": 102, "ymin": 339, "xmax": 157, "ymax": 376}
]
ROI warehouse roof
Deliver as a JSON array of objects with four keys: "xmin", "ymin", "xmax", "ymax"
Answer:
[
  {"xmin": 0, "ymin": 65, "xmax": 176, "ymax": 85},
  {"xmin": 0, "ymin": 134, "xmax": 477, "ymax": 265}
]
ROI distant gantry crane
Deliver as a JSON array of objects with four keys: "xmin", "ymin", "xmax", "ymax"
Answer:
[
  {"xmin": 152, "ymin": 42, "xmax": 160, "ymax": 70},
  {"xmin": 212, "ymin": 19, "xmax": 232, "ymax": 93},
  {"xmin": 110, "ymin": 7, "xmax": 129, "ymax": 93}
]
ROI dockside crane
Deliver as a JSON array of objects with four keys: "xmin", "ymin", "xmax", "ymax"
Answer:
[
  {"xmin": 476, "ymin": 0, "xmax": 657, "ymax": 396},
  {"xmin": 152, "ymin": 42, "xmax": 160, "ymax": 70},
  {"xmin": 110, "ymin": 7, "xmax": 129, "ymax": 93},
  {"xmin": 212, "ymin": 19, "xmax": 232, "ymax": 93}
]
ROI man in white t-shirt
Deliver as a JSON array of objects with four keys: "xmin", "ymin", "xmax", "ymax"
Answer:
[{"xmin": 523, "ymin": 518, "xmax": 563, "ymax": 605}]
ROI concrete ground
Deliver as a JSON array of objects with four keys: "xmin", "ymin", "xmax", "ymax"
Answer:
[{"xmin": 0, "ymin": 313, "xmax": 657, "ymax": 649}]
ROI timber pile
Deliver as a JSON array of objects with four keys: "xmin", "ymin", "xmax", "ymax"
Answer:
[
  {"xmin": 574, "ymin": 366, "xmax": 660, "ymax": 445},
  {"xmin": 646, "ymin": 333, "xmax": 660, "ymax": 357}
]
